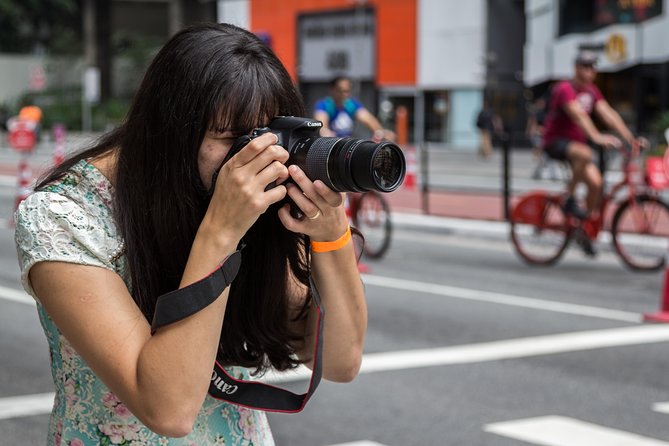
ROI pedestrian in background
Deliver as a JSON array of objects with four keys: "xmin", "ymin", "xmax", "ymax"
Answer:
[
  {"xmin": 0, "ymin": 105, "xmax": 9, "ymax": 145},
  {"xmin": 475, "ymin": 100, "xmax": 503, "ymax": 159},
  {"xmin": 15, "ymin": 22, "xmax": 366, "ymax": 445}
]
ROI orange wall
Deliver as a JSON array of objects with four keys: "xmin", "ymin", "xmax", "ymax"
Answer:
[{"xmin": 250, "ymin": 0, "xmax": 416, "ymax": 86}]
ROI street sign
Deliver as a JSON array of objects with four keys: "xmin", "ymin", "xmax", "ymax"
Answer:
[
  {"xmin": 84, "ymin": 67, "xmax": 100, "ymax": 104},
  {"xmin": 7, "ymin": 119, "xmax": 37, "ymax": 152},
  {"xmin": 30, "ymin": 65, "xmax": 46, "ymax": 92}
]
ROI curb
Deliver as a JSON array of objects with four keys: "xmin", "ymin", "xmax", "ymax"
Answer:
[{"xmin": 392, "ymin": 212, "xmax": 509, "ymax": 237}]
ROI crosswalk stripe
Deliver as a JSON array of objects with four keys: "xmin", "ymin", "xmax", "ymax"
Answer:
[
  {"xmin": 0, "ymin": 284, "xmax": 34, "ymax": 305},
  {"xmin": 362, "ymin": 274, "xmax": 642, "ymax": 323},
  {"xmin": 653, "ymin": 402, "xmax": 669, "ymax": 414},
  {"xmin": 0, "ymin": 392, "xmax": 54, "ymax": 420},
  {"xmin": 264, "ymin": 325, "xmax": 669, "ymax": 384},
  {"xmin": 484, "ymin": 415, "xmax": 669, "ymax": 446},
  {"xmin": 326, "ymin": 442, "xmax": 388, "ymax": 446}
]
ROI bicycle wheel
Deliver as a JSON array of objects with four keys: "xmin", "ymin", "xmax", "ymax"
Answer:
[
  {"xmin": 611, "ymin": 195, "xmax": 669, "ymax": 271},
  {"xmin": 510, "ymin": 193, "xmax": 570, "ymax": 265},
  {"xmin": 353, "ymin": 191, "xmax": 392, "ymax": 259}
]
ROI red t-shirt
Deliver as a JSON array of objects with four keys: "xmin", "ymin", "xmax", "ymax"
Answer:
[{"xmin": 542, "ymin": 80, "xmax": 604, "ymax": 146}]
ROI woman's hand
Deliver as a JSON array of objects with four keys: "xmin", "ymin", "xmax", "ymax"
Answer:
[
  {"xmin": 277, "ymin": 165, "xmax": 349, "ymax": 241},
  {"xmin": 280, "ymin": 165, "xmax": 367, "ymax": 383},
  {"xmin": 203, "ymin": 133, "xmax": 290, "ymax": 242}
]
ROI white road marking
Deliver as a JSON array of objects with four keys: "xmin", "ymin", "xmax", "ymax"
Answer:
[
  {"xmin": 5, "ymin": 325, "xmax": 669, "ymax": 420},
  {"xmin": 484, "ymin": 415, "xmax": 669, "ymax": 445},
  {"xmin": 653, "ymin": 402, "xmax": 669, "ymax": 414},
  {"xmin": 326, "ymin": 442, "xmax": 388, "ymax": 446},
  {"xmin": 0, "ymin": 284, "xmax": 34, "ymax": 306},
  {"xmin": 2, "ymin": 275, "xmax": 641, "ymax": 322},
  {"xmin": 362, "ymin": 274, "xmax": 642, "ymax": 323},
  {"xmin": 263, "ymin": 324, "xmax": 669, "ymax": 384},
  {"xmin": 0, "ymin": 392, "xmax": 54, "ymax": 420}
]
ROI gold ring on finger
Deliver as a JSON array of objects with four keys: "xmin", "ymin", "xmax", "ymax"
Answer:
[{"xmin": 307, "ymin": 210, "xmax": 322, "ymax": 220}]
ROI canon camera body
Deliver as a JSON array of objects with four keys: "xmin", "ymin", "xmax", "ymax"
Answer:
[{"xmin": 227, "ymin": 116, "xmax": 406, "ymax": 193}]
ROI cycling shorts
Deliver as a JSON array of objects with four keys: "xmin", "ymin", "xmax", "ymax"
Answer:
[{"xmin": 543, "ymin": 139, "xmax": 571, "ymax": 161}]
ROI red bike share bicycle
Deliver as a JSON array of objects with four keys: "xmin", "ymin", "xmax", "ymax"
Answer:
[
  {"xmin": 346, "ymin": 191, "xmax": 392, "ymax": 259},
  {"xmin": 510, "ymin": 141, "xmax": 669, "ymax": 271}
]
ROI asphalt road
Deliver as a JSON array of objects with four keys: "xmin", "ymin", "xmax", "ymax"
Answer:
[
  {"xmin": 1, "ymin": 214, "xmax": 667, "ymax": 445},
  {"xmin": 1, "ymin": 136, "xmax": 668, "ymax": 445}
]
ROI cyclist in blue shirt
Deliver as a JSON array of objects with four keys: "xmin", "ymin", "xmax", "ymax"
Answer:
[{"xmin": 314, "ymin": 76, "xmax": 395, "ymax": 142}]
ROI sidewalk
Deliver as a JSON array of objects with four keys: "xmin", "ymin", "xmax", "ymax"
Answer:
[
  {"xmin": 0, "ymin": 135, "xmax": 619, "ymax": 237},
  {"xmin": 387, "ymin": 186, "xmax": 505, "ymax": 221}
]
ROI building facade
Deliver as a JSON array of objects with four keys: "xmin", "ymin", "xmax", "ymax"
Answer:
[
  {"xmin": 525, "ymin": 0, "xmax": 669, "ymax": 134},
  {"xmin": 220, "ymin": 0, "xmax": 526, "ymax": 149}
]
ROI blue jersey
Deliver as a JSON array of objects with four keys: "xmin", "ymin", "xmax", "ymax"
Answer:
[{"xmin": 314, "ymin": 96, "xmax": 363, "ymax": 137}]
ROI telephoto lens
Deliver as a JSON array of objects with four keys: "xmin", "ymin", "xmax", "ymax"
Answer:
[
  {"xmin": 291, "ymin": 137, "xmax": 406, "ymax": 193},
  {"xmin": 221, "ymin": 117, "xmax": 407, "ymax": 194}
]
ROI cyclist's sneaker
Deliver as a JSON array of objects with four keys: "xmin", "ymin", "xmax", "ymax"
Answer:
[
  {"xmin": 563, "ymin": 196, "xmax": 588, "ymax": 220},
  {"xmin": 574, "ymin": 228, "xmax": 597, "ymax": 257}
]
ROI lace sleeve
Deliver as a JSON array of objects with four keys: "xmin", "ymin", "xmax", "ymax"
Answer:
[{"xmin": 14, "ymin": 191, "xmax": 118, "ymax": 300}]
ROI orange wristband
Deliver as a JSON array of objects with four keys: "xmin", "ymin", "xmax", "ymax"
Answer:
[{"xmin": 311, "ymin": 226, "xmax": 352, "ymax": 253}]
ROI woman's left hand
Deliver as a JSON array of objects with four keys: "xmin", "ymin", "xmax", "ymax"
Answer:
[{"xmin": 277, "ymin": 165, "xmax": 349, "ymax": 240}]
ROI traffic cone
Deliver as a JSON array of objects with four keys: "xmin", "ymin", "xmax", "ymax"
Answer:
[
  {"xmin": 53, "ymin": 123, "xmax": 66, "ymax": 166},
  {"xmin": 403, "ymin": 146, "xmax": 417, "ymax": 190},
  {"xmin": 12, "ymin": 156, "xmax": 33, "ymax": 226},
  {"xmin": 644, "ymin": 252, "xmax": 669, "ymax": 323}
]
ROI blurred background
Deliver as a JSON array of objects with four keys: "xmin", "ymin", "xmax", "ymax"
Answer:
[
  {"xmin": 3, "ymin": 3, "xmax": 669, "ymax": 445},
  {"xmin": 1, "ymin": 0, "xmax": 667, "ymax": 150}
]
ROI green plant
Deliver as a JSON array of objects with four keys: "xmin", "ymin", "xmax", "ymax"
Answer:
[
  {"xmin": 645, "ymin": 110, "xmax": 669, "ymax": 158},
  {"xmin": 15, "ymin": 88, "xmax": 130, "ymax": 131}
]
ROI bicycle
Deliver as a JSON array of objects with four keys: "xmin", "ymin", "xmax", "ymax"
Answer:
[
  {"xmin": 510, "ymin": 141, "xmax": 669, "ymax": 271},
  {"xmin": 346, "ymin": 191, "xmax": 393, "ymax": 259}
]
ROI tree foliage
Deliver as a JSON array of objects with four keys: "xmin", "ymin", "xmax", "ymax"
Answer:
[{"xmin": 0, "ymin": 0, "xmax": 82, "ymax": 54}]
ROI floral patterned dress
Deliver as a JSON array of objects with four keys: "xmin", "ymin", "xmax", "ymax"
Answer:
[{"xmin": 15, "ymin": 160, "xmax": 275, "ymax": 446}]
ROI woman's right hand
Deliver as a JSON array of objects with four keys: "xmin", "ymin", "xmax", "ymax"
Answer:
[{"xmin": 201, "ymin": 132, "xmax": 290, "ymax": 244}]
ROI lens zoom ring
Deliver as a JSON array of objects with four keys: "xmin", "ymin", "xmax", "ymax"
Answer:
[{"xmin": 305, "ymin": 138, "xmax": 340, "ymax": 186}]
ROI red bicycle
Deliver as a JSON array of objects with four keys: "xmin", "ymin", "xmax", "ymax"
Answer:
[
  {"xmin": 510, "ymin": 141, "xmax": 669, "ymax": 271},
  {"xmin": 346, "ymin": 191, "xmax": 392, "ymax": 259}
]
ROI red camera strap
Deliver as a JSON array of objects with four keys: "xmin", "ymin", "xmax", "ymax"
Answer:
[
  {"xmin": 208, "ymin": 276, "xmax": 323, "ymax": 412},
  {"xmin": 152, "ymin": 254, "xmax": 323, "ymax": 413}
]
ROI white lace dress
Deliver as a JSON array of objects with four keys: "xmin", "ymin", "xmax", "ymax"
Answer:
[{"xmin": 15, "ymin": 160, "xmax": 275, "ymax": 446}]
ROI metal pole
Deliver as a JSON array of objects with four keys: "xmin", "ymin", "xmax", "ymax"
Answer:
[
  {"xmin": 82, "ymin": 0, "xmax": 96, "ymax": 132},
  {"xmin": 502, "ymin": 133, "xmax": 511, "ymax": 221},
  {"xmin": 421, "ymin": 142, "xmax": 429, "ymax": 214}
]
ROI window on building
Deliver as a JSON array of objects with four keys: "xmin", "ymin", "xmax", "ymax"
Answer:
[
  {"xmin": 558, "ymin": 0, "xmax": 596, "ymax": 36},
  {"xmin": 559, "ymin": 0, "xmax": 664, "ymax": 36}
]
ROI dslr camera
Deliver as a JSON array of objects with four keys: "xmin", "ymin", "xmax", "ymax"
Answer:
[{"xmin": 226, "ymin": 116, "xmax": 406, "ymax": 193}]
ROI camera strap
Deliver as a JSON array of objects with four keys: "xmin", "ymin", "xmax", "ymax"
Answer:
[
  {"xmin": 208, "ymin": 275, "xmax": 323, "ymax": 412},
  {"xmin": 151, "ymin": 251, "xmax": 323, "ymax": 413}
]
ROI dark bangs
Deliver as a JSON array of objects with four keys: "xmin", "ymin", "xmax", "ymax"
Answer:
[{"xmin": 207, "ymin": 53, "xmax": 305, "ymax": 134}]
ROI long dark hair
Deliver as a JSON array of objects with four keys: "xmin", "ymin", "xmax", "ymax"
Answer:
[{"xmin": 37, "ymin": 23, "xmax": 310, "ymax": 372}]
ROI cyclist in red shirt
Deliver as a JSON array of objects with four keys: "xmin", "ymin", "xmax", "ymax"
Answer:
[{"xmin": 542, "ymin": 51, "xmax": 644, "ymax": 225}]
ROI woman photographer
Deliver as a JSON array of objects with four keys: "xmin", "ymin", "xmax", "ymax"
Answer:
[{"xmin": 15, "ymin": 23, "xmax": 366, "ymax": 445}]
